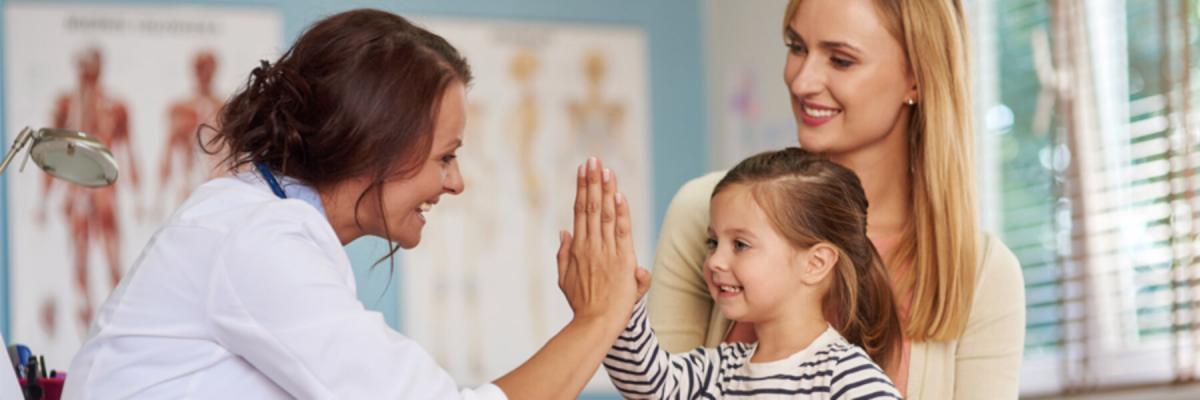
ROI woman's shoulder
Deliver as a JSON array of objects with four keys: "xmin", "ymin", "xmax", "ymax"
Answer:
[
  {"xmin": 973, "ymin": 232, "xmax": 1023, "ymax": 291},
  {"xmin": 960, "ymin": 231, "xmax": 1026, "ymax": 335},
  {"xmin": 663, "ymin": 170, "xmax": 726, "ymax": 218},
  {"xmin": 657, "ymin": 170, "xmax": 727, "ymax": 249},
  {"xmin": 673, "ymin": 171, "xmax": 727, "ymax": 205}
]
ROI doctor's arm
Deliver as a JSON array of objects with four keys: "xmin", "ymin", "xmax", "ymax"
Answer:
[{"xmin": 209, "ymin": 219, "xmax": 503, "ymax": 399}]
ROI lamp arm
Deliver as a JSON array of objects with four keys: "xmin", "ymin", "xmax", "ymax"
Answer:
[{"xmin": 0, "ymin": 127, "xmax": 35, "ymax": 176}]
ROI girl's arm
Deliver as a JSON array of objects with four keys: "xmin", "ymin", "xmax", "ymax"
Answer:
[{"xmin": 604, "ymin": 300, "xmax": 720, "ymax": 399}]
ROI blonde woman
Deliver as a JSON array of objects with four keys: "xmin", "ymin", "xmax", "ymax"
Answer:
[{"xmin": 647, "ymin": 0, "xmax": 1025, "ymax": 398}]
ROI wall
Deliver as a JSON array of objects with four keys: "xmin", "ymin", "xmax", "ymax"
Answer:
[{"xmin": 702, "ymin": 0, "xmax": 796, "ymax": 170}]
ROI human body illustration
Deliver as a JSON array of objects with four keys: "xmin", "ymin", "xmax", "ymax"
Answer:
[
  {"xmin": 44, "ymin": 47, "xmax": 141, "ymax": 330},
  {"xmin": 428, "ymin": 103, "xmax": 495, "ymax": 382},
  {"xmin": 505, "ymin": 49, "xmax": 550, "ymax": 339},
  {"xmin": 566, "ymin": 50, "xmax": 628, "ymax": 179},
  {"xmin": 158, "ymin": 50, "xmax": 224, "ymax": 212}
]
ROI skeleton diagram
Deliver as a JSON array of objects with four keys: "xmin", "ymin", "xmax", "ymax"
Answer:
[
  {"xmin": 427, "ymin": 103, "xmax": 496, "ymax": 383},
  {"xmin": 505, "ymin": 48, "xmax": 551, "ymax": 342},
  {"xmin": 563, "ymin": 50, "xmax": 628, "ymax": 228}
]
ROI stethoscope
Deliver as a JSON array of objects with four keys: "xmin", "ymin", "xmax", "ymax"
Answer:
[
  {"xmin": 255, "ymin": 160, "xmax": 455, "ymax": 201},
  {"xmin": 255, "ymin": 162, "xmax": 288, "ymax": 199}
]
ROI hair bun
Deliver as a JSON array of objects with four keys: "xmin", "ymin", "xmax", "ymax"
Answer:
[
  {"xmin": 251, "ymin": 60, "xmax": 272, "ymax": 82},
  {"xmin": 236, "ymin": 59, "xmax": 313, "ymax": 174}
]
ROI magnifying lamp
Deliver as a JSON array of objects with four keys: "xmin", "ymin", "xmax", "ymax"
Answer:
[{"xmin": 0, "ymin": 127, "xmax": 118, "ymax": 187}]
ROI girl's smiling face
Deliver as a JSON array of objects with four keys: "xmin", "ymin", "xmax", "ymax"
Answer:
[{"xmin": 704, "ymin": 184, "xmax": 812, "ymax": 323}]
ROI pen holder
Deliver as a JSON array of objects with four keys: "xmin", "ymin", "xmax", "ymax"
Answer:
[{"xmin": 18, "ymin": 377, "xmax": 63, "ymax": 400}]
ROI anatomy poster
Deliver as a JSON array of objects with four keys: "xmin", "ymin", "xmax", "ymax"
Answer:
[
  {"xmin": 4, "ymin": 3, "xmax": 280, "ymax": 367},
  {"xmin": 403, "ymin": 17, "xmax": 651, "ymax": 393}
]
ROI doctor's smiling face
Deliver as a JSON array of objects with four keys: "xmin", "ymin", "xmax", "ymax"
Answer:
[{"xmin": 359, "ymin": 81, "xmax": 467, "ymax": 248}]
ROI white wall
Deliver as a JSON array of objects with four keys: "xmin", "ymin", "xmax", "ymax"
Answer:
[{"xmin": 702, "ymin": 0, "xmax": 796, "ymax": 170}]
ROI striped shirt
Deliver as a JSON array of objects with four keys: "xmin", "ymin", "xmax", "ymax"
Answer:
[{"xmin": 604, "ymin": 301, "xmax": 902, "ymax": 399}]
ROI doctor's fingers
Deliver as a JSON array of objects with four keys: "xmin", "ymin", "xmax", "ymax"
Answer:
[
  {"xmin": 573, "ymin": 161, "xmax": 588, "ymax": 248},
  {"xmin": 586, "ymin": 157, "xmax": 604, "ymax": 249},
  {"xmin": 600, "ymin": 169, "xmax": 617, "ymax": 249}
]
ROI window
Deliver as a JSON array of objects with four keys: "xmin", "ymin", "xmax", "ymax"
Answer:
[{"xmin": 975, "ymin": 0, "xmax": 1200, "ymax": 395}]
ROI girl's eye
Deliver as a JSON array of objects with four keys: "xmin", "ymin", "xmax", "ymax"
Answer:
[
  {"xmin": 705, "ymin": 238, "xmax": 717, "ymax": 251},
  {"xmin": 441, "ymin": 155, "xmax": 457, "ymax": 164},
  {"xmin": 734, "ymin": 240, "xmax": 749, "ymax": 251},
  {"xmin": 832, "ymin": 57, "xmax": 854, "ymax": 68}
]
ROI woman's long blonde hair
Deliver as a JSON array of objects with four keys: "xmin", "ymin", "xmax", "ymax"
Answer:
[{"xmin": 783, "ymin": 0, "xmax": 978, "ymax": 342}]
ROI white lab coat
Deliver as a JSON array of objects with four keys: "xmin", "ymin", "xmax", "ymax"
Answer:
[
  {"xmin": 62, "ymin": 174, "xmax": 506, "ymax": 399},
  {"xmin": 0, "ymin": 333, "xmax": 21, "ymax": 399}
]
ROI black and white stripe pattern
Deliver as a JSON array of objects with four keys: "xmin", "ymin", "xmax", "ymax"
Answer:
[{"xmin": 604, "ymin": 301, "xmax": 902, "ymax": 399}]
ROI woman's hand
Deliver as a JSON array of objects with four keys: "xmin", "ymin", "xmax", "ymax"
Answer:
[{"xmin": 556, "ymin": 157, "xmax": 641, "ymax": 327}]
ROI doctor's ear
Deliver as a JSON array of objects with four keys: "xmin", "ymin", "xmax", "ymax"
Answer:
[{"xmin": 800, "ymin": 243, "xmax": 839, "ymax": 285}]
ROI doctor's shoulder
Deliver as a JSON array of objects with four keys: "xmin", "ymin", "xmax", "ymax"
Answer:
[{"xmin": 170, "ymin": 176, "xmax": 335, "ymax": 250}]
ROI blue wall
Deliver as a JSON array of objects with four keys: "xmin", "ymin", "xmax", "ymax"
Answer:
[{"xmin": 0, "ymin": 0, "xmax": 708, "ymax": 396}]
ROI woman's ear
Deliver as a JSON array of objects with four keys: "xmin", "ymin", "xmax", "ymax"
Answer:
[
  {"xmin": 800, "ymin": 243, "xmax": 839, "ymax": 285},
  {"xmin": 906, "ymin": 83, "xmax": 919, "ymax": 105}
]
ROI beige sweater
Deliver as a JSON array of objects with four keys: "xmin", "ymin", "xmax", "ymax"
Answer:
[{"xmin": 646, "ymin": 171, "xmax": 1026, "ymax": 399}]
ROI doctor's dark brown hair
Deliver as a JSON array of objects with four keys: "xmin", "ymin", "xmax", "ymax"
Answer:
[
  {"xmin": 712, "ymin": 147, "xmax": 902, "ymax": 368},
  {"xmin": 204, "ymin": 9, "xmax": 471, "ymax": 262}
]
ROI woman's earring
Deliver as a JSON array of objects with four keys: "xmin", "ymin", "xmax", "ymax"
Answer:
[{"xmin": 905, "ymin": 97, "xmax": 916, "ymax": 106}]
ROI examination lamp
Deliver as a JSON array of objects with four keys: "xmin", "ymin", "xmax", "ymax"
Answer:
[{"xmin": 0, "ymin": 127, "xmax": 118, "ymax": 187}]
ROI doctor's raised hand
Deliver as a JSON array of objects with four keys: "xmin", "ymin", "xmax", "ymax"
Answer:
[{"xmin": 556, "ymin": 158, "xmax": 645, "ymax": 326}]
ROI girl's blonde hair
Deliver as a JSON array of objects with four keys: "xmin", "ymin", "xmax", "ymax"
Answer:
[
  {"xmin": 714, "ymin": 147, "xmax": 902, "ymax": 368},
  {"xmin": 783, "ymin": 0, "xmax": 978, "ymax": 341}
]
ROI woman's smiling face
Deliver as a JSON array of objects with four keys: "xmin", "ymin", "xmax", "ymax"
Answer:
[{"xmin": 783, "ymin": 0, "xmax": 916, "ymax": 157}]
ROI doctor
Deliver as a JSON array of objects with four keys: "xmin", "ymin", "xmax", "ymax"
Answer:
[{"xmin": 63, "ymin": 8, "xmax": 646, "ymax": 399}]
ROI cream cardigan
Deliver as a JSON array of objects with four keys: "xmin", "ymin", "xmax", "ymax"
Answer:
[{"xmin": 646, "ymin": 171, "xmax": 1026, "ymax": 399}]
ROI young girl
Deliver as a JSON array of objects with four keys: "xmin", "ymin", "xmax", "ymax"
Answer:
[{"xmin": 605, "ymin": 147, "xmax": 903, "ymax": 399}]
